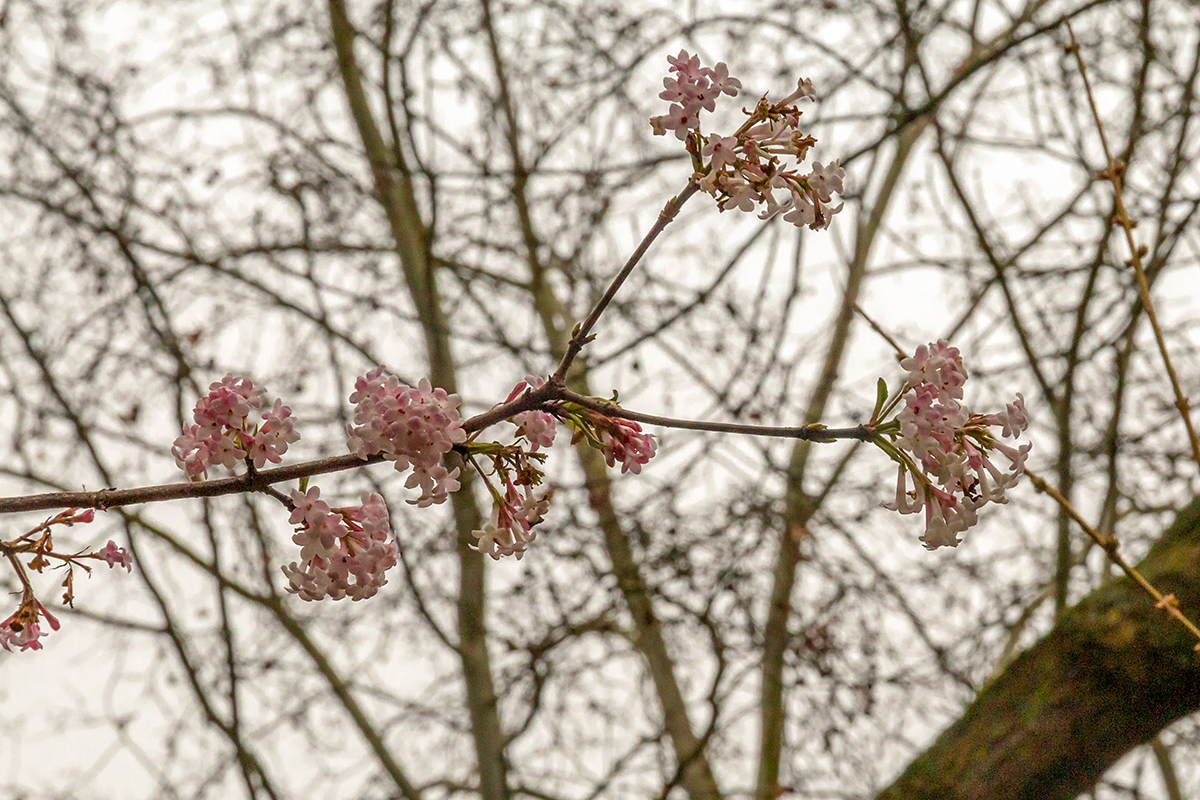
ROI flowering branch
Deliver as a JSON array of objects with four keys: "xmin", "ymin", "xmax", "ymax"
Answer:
[
  {"xmin": 0, "ymin": 52, "xmax": 1037, "ymax": 652},
  {"xmin": 0, "ymin": 379, "xmax": 877, "ymax": 517},
  {"xmin": 554, "ymin": 50, "xmax": 845, "ymax": 380}
]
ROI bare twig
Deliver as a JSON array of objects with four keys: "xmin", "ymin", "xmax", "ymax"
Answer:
[
  {"xmin": 1027, "ymin": 469, "xmax": 1200, "ymax": 648},
  {"xmin": 1065, "ymin": 21, "xmax": 1200, "ymax": 472},
  {"xmin": 551, "ymin": 181, "xmax": 700, "ymax": 384}
]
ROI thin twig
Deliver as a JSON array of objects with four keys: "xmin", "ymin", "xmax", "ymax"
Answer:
[
  {"xmin": 1027, "ymin": 469, "xmax": 1200, "ymax": 649},
  {"xmin": 560, "ymin": 389, "xmax": 874, "ymax": 442},
  {"xmin": 1065, "ymin": 21, "xmax": 1200, "ymax": 471},
  {"xmin": 551, "ymin": 181, "xmax": 700, "ymax": 383}
]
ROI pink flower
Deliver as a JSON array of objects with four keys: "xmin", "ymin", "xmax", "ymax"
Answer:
[
  {"xmin": 405, "ymin": 464, "xmax": 461, "ymax": 507},
  {"xmin": 471, "ymin": 483, "xmax": 552, "ymax": 561},
  {"xmin": 347, "ymin": 368, "xmax": 466, "ymax": 505},
  {"xmin": 778, "ymin": 76, "xmax": 817, "ymax": 105},
  {"xmin": 514, "ymin": 410, "xmax": 557, "ymax": 451},
  {"xmin": 650, "ymin": 50, "xmax": 729, "ymax": 141},
  {"xmin": 666, "ymin": 49, "xmax": 703, "ymax": 78},
  {"xmin": 782, "ymin": 192, "xmax": 817, "ymax": 228},
  {"xmin": 703, "ymin": 135, "xmax": 739, "ymax": 171},
  {"xmin": 249, "ymin": 399, "xmax": 300, "ymax": 468},
  {"xmin": 100, "ymin": 541, "xmax": 132, "ymax": 571},
  {"xmin": 0, "ymin": 619, "xmax": 45, "ymax": 652},
  {"xmin": 283, "ymin": 491, "xmax": 397, "ymax": 601},
  {"xmin": 703, "ymin": 62, "xmax": 741, "ymax": 96},
  {"xmin": 54, "ymin": 508, "xmax": 96, "ymax": 525},
  {"xmin": 173, "ymin": 375, "xmax": 299, "ymax": 480},
  {"xmin": 651, "ymin": 52, "xmax": 843, "ymax": 231},
  {"xmin": 0, "ymin": 602, "xmax": 60, "ymax": 652},
  {"xmin": 599, "ymin": 417, "xmax": 657, "ymax": 474},
  {"xmin": 807, "ymin": 161, "xmax": 844, "ymax": 203},
  {"xmin": 882, "ymin": 342, "xmax": 1031, "ymax": 549},
  {"xmin": 504, "ymin": 376, "xmax": 559, "ymax": 453}
]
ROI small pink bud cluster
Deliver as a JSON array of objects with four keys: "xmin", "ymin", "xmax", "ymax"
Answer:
[
  {"xmin": 0, "ymin": 601, "xmax": 59, "ymax": 652},
  {"xmin": 172, "ymin": 374, "xmax": 299, "ymax": 479},
  {"xmin": 650, "ymin": 49, "xmax": 742, "ymax": 140},
  {"xmin": 347, "ymin": 368, "xmax": 466, "ymax": 507},
  {"xmin": 563, "ymin": 401, "xmax": 659, "ymax": 475},
  {"xmin": 650, "ymin": 50, "xmax": 845, "ymax": 230},
  {"xmin": 884, "ymin": 341, "xmax": 1030, "ymax": 549},
  {"xmin": 506, "ymin": 375, "xmax": 558, "ymax": 452},
  {"xmin": 281, "ymin": 488, "xmax": 397, "ymax": 601},
  {"xmin": 599, "ymin": 415, "xmax": 656, "ymax": 474},
  {"xmin": 99, "ymin": 540, "xmax": 132, "ymax": 571}
]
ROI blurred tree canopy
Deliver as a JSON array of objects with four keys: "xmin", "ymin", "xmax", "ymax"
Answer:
[{"xmin": 1, "ymin": 0, "xmax": 1199, "ymax": 798}]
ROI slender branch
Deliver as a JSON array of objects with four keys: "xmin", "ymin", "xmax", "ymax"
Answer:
[
  {"xmin": 1026, "ymin": 469, "xmax": 1200, "ymax": 648},
  {"xmin": 1150, "ymin": 736, "xmax": 1184, "ymax": 800},
  {"xmin": 560, "ymin": 389, "xmax": 874, "ymax": 442},
  {"xmin": 551, "ymin": 181, "xmax": 700, "ymax": 384},
  {"xmin": 0, "ymin": 379, "xmax": 872, "ymax": 515},
  {"xmin": 1065, "ymin": 22, "xmax": 1200, "ymax": 472}
]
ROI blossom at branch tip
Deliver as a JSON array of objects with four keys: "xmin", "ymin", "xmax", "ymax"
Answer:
[
  {"xmin": 282, "ymin": 489, "xmax": 397, "ymax": 601},
  {"xmin": 879, "ymin": 340, "xmax": 1031, "ymax": 549},
  {"xmin": 172, "ymin": 374, "xmax": 299, "ymax": 480},
  {"xmin": 650, "ymin": 51, "xmax": 844, "ymax": 230},
  {"xmin": 595, "ymin": 415, "xmax": 656, "ymax": 474},
  {"xmin": 347, "ymin": 367, "xmax": 465, "ymax": 506},
  {"xmin": 650, "ymin": 49, "xmax": 740, "ymax": 140}
]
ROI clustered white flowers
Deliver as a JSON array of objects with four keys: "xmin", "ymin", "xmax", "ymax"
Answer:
[
  {"xmin": 281, "ymin": 488, "xmax": 396, "ymax": 601},
  {"xmin": 651, "ymin": 50, "xmax": 845, "ymax": 230},
  {"xmin": 172, "ymin": 374, "xmax": 299, "ymax": 479},
  {"xmin": 472, "ymin": 479, "xmax": 552, "ymax": 561},
  {"xmin": 466, "ymin": 377, "xmax": 558, "ymax": 560},
  {"xmin": 876, "ymin": 340, "xmax": 1030, "ymax": 549}
]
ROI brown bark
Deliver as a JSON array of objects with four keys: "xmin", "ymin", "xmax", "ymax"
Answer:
[{"xmin": 877, "ymin": 497, "xmax": 1200, "ymax": 800}]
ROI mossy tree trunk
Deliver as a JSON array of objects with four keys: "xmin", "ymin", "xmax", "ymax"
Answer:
[{"xmin": 877, "ymin": 497, "xmax": 1200, "ymax": 800}]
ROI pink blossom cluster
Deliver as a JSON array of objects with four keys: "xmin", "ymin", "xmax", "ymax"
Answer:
[
  {"xmin": 650, "ymin": 50, "xmax": 845, "ymax": 230},
  {"xmin": 347, "ymin": 368, "xmax": 466, "ymax": 507},
  {"xmin": 0, "ymin": 601, "xmax": 59, "ymax": 652},
  {"xmin": 884, "ymin": 341, "xmax": 1030, "ymax": 549},
  {"xmin": 472, "ymin": 478, "xmax": 552, "ymax": 560},
  {"xmin": 281, "ymin": 488, "xmax": 397, "ymax": 601},
  {"xmin": 597, "ymin": 414, "xmax": 657, "ymax": 474},
  {"xmin": 650, "ymin": 49, "xmax": 742, "ymax": 140},
  {"xmin": 506, "ymin": 375, "xmax": 558, "ymax": 452},
  {"xmin": 172, "ymin": 374, "xmax": 299, "ymax": 479}
]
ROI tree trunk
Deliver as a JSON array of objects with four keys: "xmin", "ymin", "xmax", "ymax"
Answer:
[{"xmin": 877, "ymin": 497, "xmax": 1200, "ymax": 800}]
